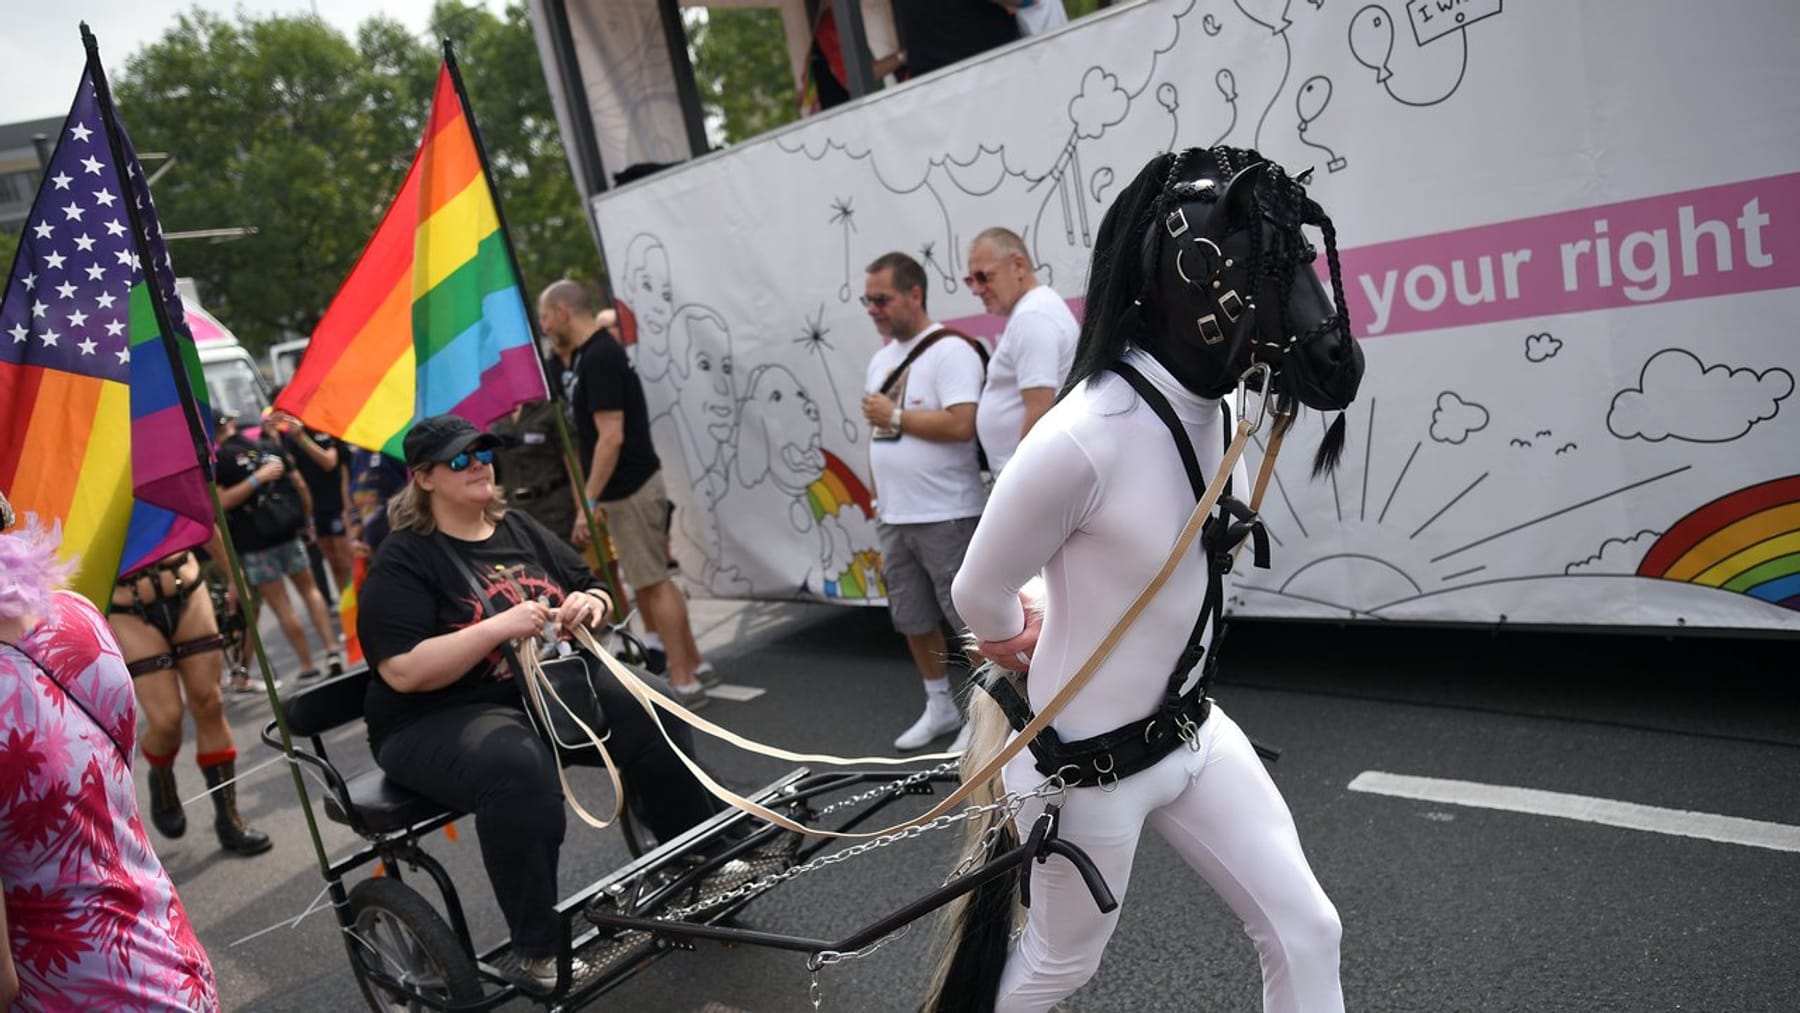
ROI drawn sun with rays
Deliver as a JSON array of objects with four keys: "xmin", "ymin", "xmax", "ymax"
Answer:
[{"xmin": 1229, "ymin": 398, "xmax": 1692, "ymax": 618}]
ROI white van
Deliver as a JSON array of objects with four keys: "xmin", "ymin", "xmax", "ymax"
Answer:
[{"xmin": 267, "ymin": 337, "xmax": 309, "ymax": 390}]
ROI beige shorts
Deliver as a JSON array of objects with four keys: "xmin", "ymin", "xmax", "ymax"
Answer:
[{"xmin": 601, "ymin": 471, "xmax": 673, "ymax": 592}]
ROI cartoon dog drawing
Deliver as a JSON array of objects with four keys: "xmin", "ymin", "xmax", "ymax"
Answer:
[{"xmin": 713, "ymin": 364, "xmax": 877, "ymax": 597}]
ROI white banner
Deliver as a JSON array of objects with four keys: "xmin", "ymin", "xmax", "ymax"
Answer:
[{"xmin": 589, "ymin": 0, "xmax": 1800, "ymax": 632}]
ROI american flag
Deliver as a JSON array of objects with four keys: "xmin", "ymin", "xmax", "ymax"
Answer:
[
  {"xmin": 1, "ymin": 86, "xmax": 157, "ymax": 382},
  {"xmin": 0, "ymin": 49, "xmax": 214, "ymax": 596}
]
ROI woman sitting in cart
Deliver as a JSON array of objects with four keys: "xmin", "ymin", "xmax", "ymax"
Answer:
[{"xmin": 356, "ymin": 414, "xmax": 718, "ymax": 997}]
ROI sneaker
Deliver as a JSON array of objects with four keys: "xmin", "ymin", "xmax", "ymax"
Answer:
[
  {"xmin": 672, "ymin": 679, "xmax": 711, "ymax": 711},
  {"xmin": 229, "ymin": 673, "xmax": 279, "ymax": 695},
  {"xmin": 326, "ymin": 652, "xmax": 345, "ymax": 677},
  {"xmin": 296, "ymin": 668, "xmax": 322, "ymax": 681},
  {"xmin": 949, "ymin": 721, "xmax": 974, "ymax": 754},
  {"xmin": 695, "ymin": 662, "xmax": 722, "ymax": 689},
  {"xmin": 495, "ymin": 953, "xmax": 558, "ymax": 997},
  {"xmin": 894, "ymin": 700, "xmax": 963, "ymax": 751},
  {"xmin": 641, "ymin": 645, "xmax": 669, "ymax": 676}
]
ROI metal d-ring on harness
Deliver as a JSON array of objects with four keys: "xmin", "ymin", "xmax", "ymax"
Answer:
[{"xmin": 979, "ymin": 360, "xmax": 1276, "ymax": 790}]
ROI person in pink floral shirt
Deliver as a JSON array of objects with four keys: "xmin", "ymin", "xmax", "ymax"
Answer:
[{"xmin": 0, "ymin": 494, "xmax": 220, "ymax": 1012}]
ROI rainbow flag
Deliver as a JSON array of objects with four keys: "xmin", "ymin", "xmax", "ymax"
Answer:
[
  {"xmin": 276, "ymin": 59, "xmax": 546, "ymax": 456},
  {"xmin": 0, "ymin": 48, "xmax": 214, "ymax": 603}
]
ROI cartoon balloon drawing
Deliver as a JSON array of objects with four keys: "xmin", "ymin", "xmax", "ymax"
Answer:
[
  {"xmin": 1216, "ymin": 68, "xmax": 1239, "ymax": 102},
  {"xmin": 1296, "ymin": 75, "xmax": 1348, "ymax": 172},
  {"xmin": 1234, "ymin": 0, "xmax": 1295, "ymax": 35},
  {"xmin": 1350, "ymin": 4, "xmax": 1396, "ymax": 83},
  {"xmin": 1157, "ymin": 81, "xmax": 1179, "ymax": 113},
  {"xmin": 1296, "ymin": 74, "xmax": 1332, "ymax": 123}
]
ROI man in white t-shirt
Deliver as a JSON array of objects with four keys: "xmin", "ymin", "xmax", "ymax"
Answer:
[
  {"xmin": 859, "ymin": 252, "xmax": 988, "ymax": 751},
  {"xmin": 995, "ymin": 0, "xmax": 1069, "ymax": 35},
  {"xmin": 966, "ymin": 227, "xmax": 1079, "ymax": 475}
]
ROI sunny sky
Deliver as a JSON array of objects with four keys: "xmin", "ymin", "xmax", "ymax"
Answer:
[{"xmin": 0, "ymin": 0, "xmax": 508, "ymax": 126}]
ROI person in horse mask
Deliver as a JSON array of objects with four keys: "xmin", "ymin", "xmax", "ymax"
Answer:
[{"xmin": 933, "ymin": 146, "xmax": 1363, "ymax": 1012}]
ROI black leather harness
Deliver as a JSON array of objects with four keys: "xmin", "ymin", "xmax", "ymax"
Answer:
[{"xmin": 979, "ymin": 361, "xmax": 1270, "ymax": 789}]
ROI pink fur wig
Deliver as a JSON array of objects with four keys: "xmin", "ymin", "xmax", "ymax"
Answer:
[{"xmin": 0, "ymin": 513, "xmax": 72, "ymax": 621}]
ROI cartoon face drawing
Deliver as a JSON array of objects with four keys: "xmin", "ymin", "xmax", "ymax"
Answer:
[
  {"xmin": 622, "ymin": 234, "xmax": 674, "ymax": 355},
  {"xmin": 669, "ymin": 306, "xmax": 737, "ymax": 478},
  {"xmin": 734, "ymin": 364, "xmax": 824, "ymax": 495}
]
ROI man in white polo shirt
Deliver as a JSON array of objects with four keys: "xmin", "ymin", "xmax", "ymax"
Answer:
[
  {"xmin": 966, "ymin": 227, "xmax": 1079, "ymax": 475},
  {"xmin": 859, "ymin": 252, "xmax": 988, "ymax": 751}
]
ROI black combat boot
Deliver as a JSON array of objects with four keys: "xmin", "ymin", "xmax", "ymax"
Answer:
[
  {"xmin": 200, "ymin": 756, "xmax": 273, "ymax": 855},
  {"xmin": 146, "ymin": 761, "xmax": 187, "ymax": 839}
]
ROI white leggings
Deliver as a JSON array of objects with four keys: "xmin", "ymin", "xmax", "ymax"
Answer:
[{"xmin": 996, "ymin": 707, "xmax": 1344, "ymax": 1013}]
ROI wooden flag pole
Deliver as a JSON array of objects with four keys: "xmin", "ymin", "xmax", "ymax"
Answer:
[
  {"xmin": 439, "ymin": 39, "xmax": 626, "ymax": 610},
  {"xmin": 82, "ymin": 23, "xmax": 339, "ymax": 884}
]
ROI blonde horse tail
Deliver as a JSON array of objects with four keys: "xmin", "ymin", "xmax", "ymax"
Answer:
[{"xmin": 919, "ymin": 658, "xmax": 1027, "ymax": 1012}]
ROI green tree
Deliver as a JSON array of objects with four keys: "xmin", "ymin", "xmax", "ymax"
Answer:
[
  {"xmin": 115, "ymin": 3, "xmax": 600, "ymax": 356},
  {"xmin": 118, "ymin": 11, "xmax": 416, "ymax": 355},
  {"xmin": 0, "ymin": 229, "xmax": 19, "ymax": 283},
  {"xmin": 685, "ymin": 10, "xmax": 801, "ymax": 146}
]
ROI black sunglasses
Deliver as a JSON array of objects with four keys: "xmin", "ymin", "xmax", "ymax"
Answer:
[{"xmin": 444, "ymin": 448, "xmax": 496, "ymax": 472}]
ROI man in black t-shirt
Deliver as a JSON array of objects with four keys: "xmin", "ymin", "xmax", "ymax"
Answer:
[{"xmin": 537, "ymin": 280, "xmax": 717, "ymax": 709}]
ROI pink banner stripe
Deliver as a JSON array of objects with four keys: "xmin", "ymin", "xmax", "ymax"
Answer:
[{"xmin": 1339, "ymin": 172, "xmax": 1800, "ymax": 337}]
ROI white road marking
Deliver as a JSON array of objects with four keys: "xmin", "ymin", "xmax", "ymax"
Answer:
[
  {"xmin": 1348, "ymin": 771, "xmax": 1800, "ymax": 853},
  {"xmin": 705, "ymin": 684, "xmax": 766, "ymax": 702}
]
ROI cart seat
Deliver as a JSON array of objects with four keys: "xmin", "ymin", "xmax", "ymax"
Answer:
[
  {"xmin": 326, "ymin": 767, "xmax": 458, "ymax": 835},
  {"xmin": 262, "ymin": 666, "xmax": 459, "ymax": 839}
]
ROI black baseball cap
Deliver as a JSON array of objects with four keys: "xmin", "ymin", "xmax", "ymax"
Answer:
[
  {"xmin": 215, "ymin": 408, "xmax": 263, "ymax": 430},
  {"xmin": 403, "ymin": 414, "xmax": 502, "ymax": 469}
]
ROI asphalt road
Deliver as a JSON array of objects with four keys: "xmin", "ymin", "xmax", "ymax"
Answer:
[{"xmin": 157, "ymin": 597, "xmax": 1800, "ymax": 1013}]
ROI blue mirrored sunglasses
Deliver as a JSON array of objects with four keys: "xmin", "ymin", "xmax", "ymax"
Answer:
[{"xmin": 445, "ymin": 448, "xmax": 496, "ymax": 472}]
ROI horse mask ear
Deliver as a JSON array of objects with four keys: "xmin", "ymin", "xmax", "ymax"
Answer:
[{"xmin": 1218, "ymin": 161, "xmax": 1267, "ymax": 234}]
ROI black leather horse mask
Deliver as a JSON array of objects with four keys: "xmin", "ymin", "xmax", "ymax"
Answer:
[{"xmin": 1136, "ymin": 146, "xmax": 1364, "ymax": 471}]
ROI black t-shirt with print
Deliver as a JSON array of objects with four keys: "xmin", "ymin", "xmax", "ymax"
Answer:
[
  {"xmin": 563, "ymin": 329, "xmax": 660, "ymax": 501},
  {"xmin": 214, "ymin": 432, "xmax": 301, "ymax": 554},
  {"xmin": 357, "ymin": 510, "xmax": 602, "ymax": 747}
]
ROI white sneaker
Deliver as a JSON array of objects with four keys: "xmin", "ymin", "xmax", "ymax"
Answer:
[
  {"xmin": 948, "ymin": 720, "xmax": 974, "ymax": 754},
  {"xmin": 894, "ymin": 700, "xmax": 963, "ymax": 751}
]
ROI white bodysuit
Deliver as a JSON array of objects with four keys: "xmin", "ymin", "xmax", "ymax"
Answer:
[{"xmin": 951, "ymin": 347, "xmax": 1345, "ymax": 1013}]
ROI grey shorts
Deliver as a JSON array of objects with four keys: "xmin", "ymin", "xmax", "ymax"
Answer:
[
  {"xmin": 877, "ymin": 516, "xmax": 979, "ymax": 636},
  {"xmin": 242, "ymin": 538, "xmax": 309, "ymax": 587},
  {"xmin": 601, "ymin": 471, "xmax": 673, "ymax": 592}
]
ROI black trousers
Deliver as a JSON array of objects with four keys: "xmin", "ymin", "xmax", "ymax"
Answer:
[{"xmin": 374, "ymin": 667, "xmax": 718, "ymax": 957}]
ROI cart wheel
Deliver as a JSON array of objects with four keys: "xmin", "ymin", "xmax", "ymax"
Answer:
[{"xmin": 346, "ymin": 878, "xmax": 483, "ymax": 1012}]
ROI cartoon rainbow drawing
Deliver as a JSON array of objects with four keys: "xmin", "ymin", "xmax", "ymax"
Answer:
[
  {"xmin": 808, "ymin": 450, "xmax": 884, "ymax": 599},
  {"xmin": 1637, "ymin": 475, "xmax": 1800, "ymax": 612},
  {"xmin": 807, "ymin": 450, "xmax": 876, "ymax": 521}
]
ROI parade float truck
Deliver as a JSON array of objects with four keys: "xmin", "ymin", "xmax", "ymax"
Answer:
[
  {"xmin": 179, "ymin": 277, "xmax": 271, "ymax": 424},
  {"xmin": 526, "ymin": 0, "xmax": 1800, "ymax": 635}
]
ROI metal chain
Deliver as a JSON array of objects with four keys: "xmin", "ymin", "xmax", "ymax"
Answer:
[
  {"xmin": 794, "ymin": 776, "xmax": 1067, "ymax": 1011},
  {"xmin": 656, "ymin": 776, "xmax": 1065, "ymax": 924},
  {"xmin": 811, "ymin": 761, "xmax": 958, "ymax": 818}
]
